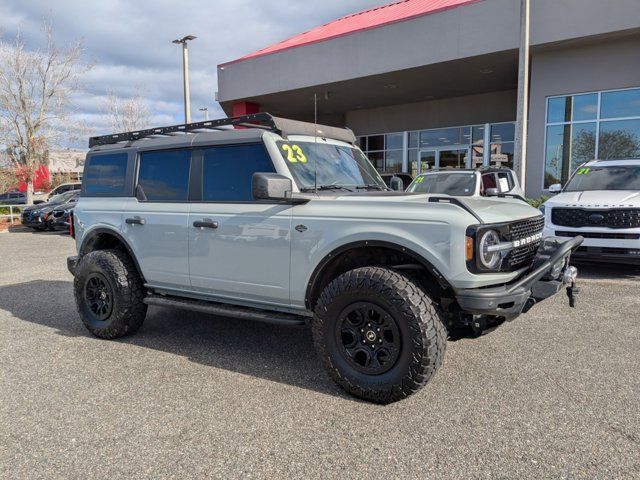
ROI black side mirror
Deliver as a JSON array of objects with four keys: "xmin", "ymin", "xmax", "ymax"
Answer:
[
  {"xmin": 389, "ymin": 176, "xmax": 404, "ymax": 191},
  {"xmin": 252, "ymin": 172, "xmax": 292, "ymax": 200},
  {"xmin": 485, "ymin": 187, "xmax": 499, "ymax": 196}
]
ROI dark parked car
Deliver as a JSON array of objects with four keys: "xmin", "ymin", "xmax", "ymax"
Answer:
[
  {"xmin": 0, "ymin": 191, "xmax": 26, "ymax": 205},
  {"xmin": 50, "ymin": 197, "xmax": 78, "ymax": 232},
  {"xmin": 21, "ymin": 190, "xmax": 79, "ymax": 230}
]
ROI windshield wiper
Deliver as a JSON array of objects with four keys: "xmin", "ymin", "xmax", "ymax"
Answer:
[
  {"xmin": 354, "ymin": 184, "xmax": 389, "ymax": 191},
  {"xmin": 300, "ymin": 185, "xmax": 355, "ymax": 192}
]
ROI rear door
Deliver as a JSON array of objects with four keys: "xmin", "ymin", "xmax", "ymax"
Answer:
[
  {"xmin": 188, "ymin": 143, "xmax": 292, "ymax": 307},
  {"xmin": 123, "ymin": 149, "xmax": 192, "ymax": 290}
]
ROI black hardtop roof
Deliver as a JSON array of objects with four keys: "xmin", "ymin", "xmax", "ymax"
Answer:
[{"xmin": 88, "ymin": 112, "xmax": 356, "ymax": 149}]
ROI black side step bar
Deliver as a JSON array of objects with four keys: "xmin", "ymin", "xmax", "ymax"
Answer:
[{"xmin": 144, "ymin": 294, "xmax": 308, "ymax": 326}]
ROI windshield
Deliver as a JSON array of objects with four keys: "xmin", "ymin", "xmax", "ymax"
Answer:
[
  {"xmin": 565, "ymin": 165, "xmax": 640, "ymax": 191},
  {"xmin": 407, "ymin": 172, "xmax": 477, "ymax": 196},
  {"xmin": 276, "ymin": 141, "xmax": 386, "ymax": 190}
]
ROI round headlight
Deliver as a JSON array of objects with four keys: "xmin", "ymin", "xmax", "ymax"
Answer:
[{"xmin": 478, "ymin": 230, "xmax": 502, "ymax": 269}]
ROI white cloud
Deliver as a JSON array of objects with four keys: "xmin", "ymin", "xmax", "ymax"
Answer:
[{"xmin": 0, "ymin": 0, "xmax": 384, "ymax": 148}]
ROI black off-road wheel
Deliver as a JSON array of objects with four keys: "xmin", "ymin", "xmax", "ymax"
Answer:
[
  {"xmin": 313, "ymin": 267, "xmax": 447, "ymax": 404},
  {"xmin": 74, "ymin": 249, "xmax": 147, "ymax": 339}
]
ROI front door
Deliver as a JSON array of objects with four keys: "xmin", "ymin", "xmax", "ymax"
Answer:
[{"xmin": 187, "ymin": 143, "xmax": 292, "ymax": 307}]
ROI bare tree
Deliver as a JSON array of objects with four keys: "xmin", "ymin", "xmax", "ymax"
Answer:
[
  {"xmin": 103, "ymin": 89, "xmax": 151, "ymax": 133},
  {"xmin": 0, "ymin": 24, "xmax": 90, "ymax": 204}
]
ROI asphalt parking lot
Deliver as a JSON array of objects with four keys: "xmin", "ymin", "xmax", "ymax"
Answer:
[{"xmin": 1, "ymin": 229, "xmax": 639, "ymax": 479}]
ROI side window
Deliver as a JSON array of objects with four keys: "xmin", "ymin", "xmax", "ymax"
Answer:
[
  {"xmin": 137, "ymin": 149, "xmax": 191, "ymax": 201},
  {"xmin": 84, "ymin": 153, "xmax": 128, "ymax": 195},
  {"xmin": 202, "ymin": 143, "xmax": 274, "ymax": 201}
]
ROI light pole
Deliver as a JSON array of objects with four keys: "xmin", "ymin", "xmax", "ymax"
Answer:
[
  {"xmin": 172, "ymin": 35, "xmax": 197, "ymax": 124},
  {"xmin": 199, "ymin": 107, "xmax": 209, "ymax": 121}
]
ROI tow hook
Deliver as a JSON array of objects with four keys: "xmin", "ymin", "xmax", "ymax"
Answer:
[{"xmin": 563, "ymin": 266, "xmax": 580, "ymax": 308}]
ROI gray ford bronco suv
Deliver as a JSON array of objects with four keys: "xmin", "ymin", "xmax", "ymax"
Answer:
[{"xmin": 68, "ymin": 113, "xmax": 582, "ymax": 403}]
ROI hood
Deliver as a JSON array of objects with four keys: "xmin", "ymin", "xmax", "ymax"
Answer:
[
  {"xmin": 546, "ymin": 190, "xmax": 640, "ymax": 207},
  {"xmin": 454, "ymin": 197, "xmax": 541, "ymax": 224},
  {"xmin": 325, "ymin": 191, "xmax": 542, "ymax": 225}
]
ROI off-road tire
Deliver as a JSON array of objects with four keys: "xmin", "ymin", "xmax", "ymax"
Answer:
[
  {"xmin": 313, "ymin": 266, "xmax": 447, "ymax": 404},
  {"xmin": 74, "ymin": 249, "xmax": 147, "ymax": 339}
]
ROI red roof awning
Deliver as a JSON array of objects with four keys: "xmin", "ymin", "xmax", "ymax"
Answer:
[{"xmin": 221, "ymin": 0, "xmax": 481, "ymax": 66}]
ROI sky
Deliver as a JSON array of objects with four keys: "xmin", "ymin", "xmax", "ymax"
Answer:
[{"xmin": 0, "ymin": 0, "xmax": 385, "ymax": 147}]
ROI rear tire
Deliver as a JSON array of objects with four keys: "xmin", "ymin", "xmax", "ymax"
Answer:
[
  {"xmin": 313, "ymin": 267, "xmax": 447, "ymax": 404},
  {"xmin": 74, "ymin": 249, "xmax": 147, "ymax": 339}
]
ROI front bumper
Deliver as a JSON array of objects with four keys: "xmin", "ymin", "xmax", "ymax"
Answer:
[
  {"xmin": 51, "ymin": 217, "xmax": 70, "ymax": 231},
  {"xmin": 455, "ymin": 236, "xmax": 583, "ymax": 320},
  {"xmin": 571, "ymin": 246, "xmax": 640, "ymax": 265}
]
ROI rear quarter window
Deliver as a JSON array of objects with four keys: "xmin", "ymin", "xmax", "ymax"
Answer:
[
  {"xmin": 137, "ymin": 149, "xmax": 191, "ymax": 201},
  {"xmin": 83, "ymin": 153, "xmax": 128, "ymax": 195}
]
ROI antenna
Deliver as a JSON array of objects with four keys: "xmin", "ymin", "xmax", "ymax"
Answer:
[{"xmin": 314, "ymin": 93, "xmax": 318, "ymax": 194}]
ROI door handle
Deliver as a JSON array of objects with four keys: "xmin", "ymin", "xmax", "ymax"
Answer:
[
  {"xmin": 193, "ymin": 219, "xmax": 218, "ymax": 229},
  {"xmin": 125, "ymin": 217, "xmax": 146, "ymax": 225}
]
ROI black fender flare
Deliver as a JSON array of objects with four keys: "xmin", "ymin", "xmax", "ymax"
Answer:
[
  {"xmin": 79, "ymin": 227, "xmax": 146, "ymax": 282},
  {"xmin": 304, "ymin": 240, "xmax": 451, "ymax": 310}
]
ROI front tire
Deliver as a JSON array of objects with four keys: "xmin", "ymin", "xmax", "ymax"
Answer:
[
  {"xmin": 74, "ymin": 249, "xmax": 147, "ymax": 339},
  {"xmin": 313, "ymin": 267, "xmax": 447, "ymax": 404}
]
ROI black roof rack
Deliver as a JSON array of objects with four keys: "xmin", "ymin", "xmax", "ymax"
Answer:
[{"xmin": 88, "ymin": 112, "xmax": 356, "ymax": 148}]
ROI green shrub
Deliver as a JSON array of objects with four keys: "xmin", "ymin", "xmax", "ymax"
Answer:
[{"xmin": 525, "ymin": 195, "xmax": 550, "ymax": 209}]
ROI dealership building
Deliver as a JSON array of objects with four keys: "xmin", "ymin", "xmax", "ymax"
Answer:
[{"xmin": 217, "ymin": 0, "xmax": 640, "ymax": 197}]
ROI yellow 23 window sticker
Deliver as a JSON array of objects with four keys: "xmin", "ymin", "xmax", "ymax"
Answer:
[{"xmin": 281, "ymin": 144, "xmax": 308, "ymax": 163}]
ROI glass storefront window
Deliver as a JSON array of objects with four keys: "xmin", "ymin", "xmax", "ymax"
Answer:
[
  {"xmin": 386, "ymin": 133, "xmax": 403, "ymax": 150},
  {"xmin": 408, "ymin": 131, "xmax": 419, "ymax": 148},
  {"xmin": 601, "ymin": 88, "xmax": 640, "ymax": 119},
  {"xmin": 545, "ymin": 87, "xmax": 640, "ymax": 187},
  {"xmin": 385, "ymin": 150, "xmax": 403, "ymax": 173},
  {"xmin": 544, "ymin": 123, "xmax": 596, "ymax": 187},
  {"xmin": 572, "ymin": 94, "xmax": 598, "ymax": 121},
  {"xmin": 420, "ymin": 127, "xmax": 459, "ymax": 147},
  {"xmin": 471, "ymin": 125, "xmax": 485, "ymax": 145},
  {"xmin": 490, "ymin": 123, "xmax": 515, "ymax": 143},
  {"xmin": 547, "ymin": 93, "xmax": 597, "ymax": 123},
  {"xmin": 489, "ymin": 142, "xmax": 514, "ymax": 169},
  {"xmin": 598, "ymin": 119, "xmax": 640, "ymax": 159},
  {"xmin": 360, "ymin": 122, "xmax": 515, "ymax": 174},
  {"xmin": 368, "ymin": 151, "xmax": 384, "ymax": 171},
  {"xmin": 367, "ymin": 135, "xmax": 385, "ymax": 151}
]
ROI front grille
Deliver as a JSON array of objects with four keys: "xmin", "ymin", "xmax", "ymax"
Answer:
[
  {"xmin": 507, "ymin": 216, "xmax": 545, "ymax": 241},
  {"xmin": 552, "ymin": 208, "xmax": 640, "ymax": 229},
  {"xmin": 556, "ymin": 230, "xmax": 640, "ymax": 240},
  {"xmin": 504, "ymin": 216, "xmax": 545, "ymax": 270}
]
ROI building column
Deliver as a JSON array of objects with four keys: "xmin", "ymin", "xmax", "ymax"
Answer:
[
  {"xmin": 402, "ymin": 131, "xmax": 409, "ymax": 172},
  {"xmin": 483, "ymin": 123, "xmax": 491, "ymax": 166},
  {"xmin": 514, "ymin": 0, "xmax": 530, "ymax": 191}
]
